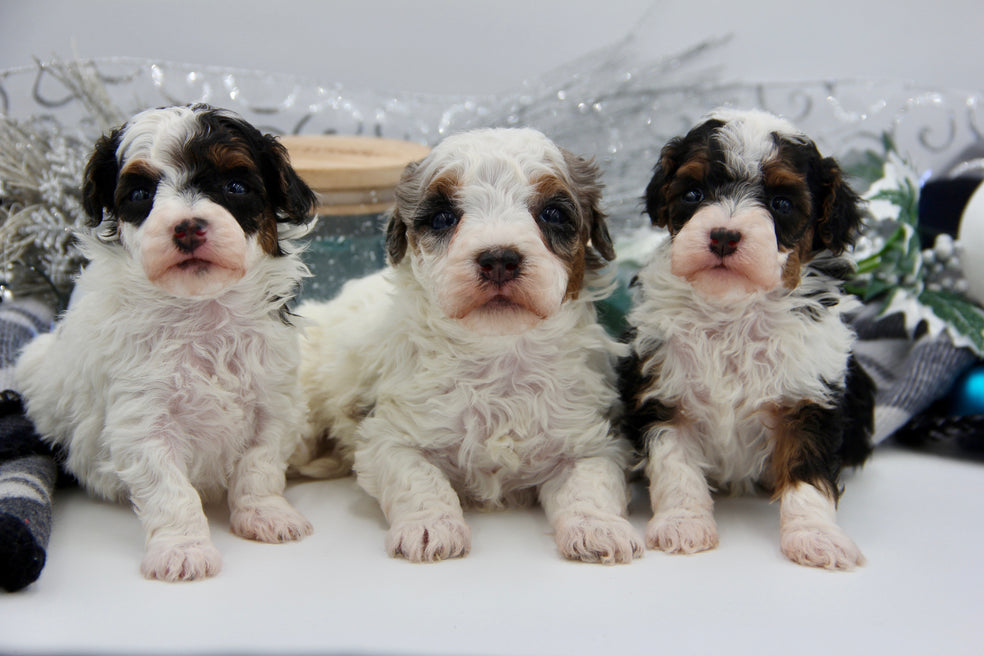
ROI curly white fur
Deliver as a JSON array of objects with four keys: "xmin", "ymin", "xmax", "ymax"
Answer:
[
  {"xmin": 295, "ymin": 128, "xmax": 642, "ymax": 564},
  {"xmin": 628, "ymin": 109, "xmax": 870, "ymax": 570},
  {"xmin": 633, "ymin": 240, "xmax": 859, "ymax": 487},
  {"xmin": 631, "ymin": 241, "xmax": 864, "ymax": 567},
  {"xmin": 15, "ymin": 106, "xmax": 315, "ymax": 581}
]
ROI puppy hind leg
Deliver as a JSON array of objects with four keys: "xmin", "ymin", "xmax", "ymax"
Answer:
[
  {"xmin": 644, "ymin": 426, "xmax": 718, "ymax": 554},
  {"xmin": 539, "ymin": 454, "xmax": 643, "ymax": 564},
  {"xmin": 229, "ymin": 438, "xmax": 313, "ymax": 543},
  {"xmin": 287, "ymin": 418, "xmax": 355, "ymax": 480},
  {"xmin": 356, "ymin": 441, "xmax": 470, "ymax": 563}
]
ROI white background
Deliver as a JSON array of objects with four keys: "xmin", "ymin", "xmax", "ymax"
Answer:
[
  {"xmin": 2, "ymin": 3, "xmax": 984, "ymax": 655},
  {"xmin": 1, "ymin": 0, "xmax": 982, "ymax": 93}
]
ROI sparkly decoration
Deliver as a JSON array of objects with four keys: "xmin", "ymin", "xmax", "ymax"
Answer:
[
  {"xmin": 0, "ymin": 117, "xmax": 96, "ymax": 306},
  {"xmin": 2, "ymin": 21, "xmax": 984, "ymax": 307},
  {"xmin": 1, "ymin": 59, "xmax": 127, "ymax": 306},
  {"xmin": 849, "ymin": 140, "xmax": 984, "ymax": 355}
]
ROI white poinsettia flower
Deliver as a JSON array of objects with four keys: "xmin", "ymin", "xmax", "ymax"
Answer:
[{"xmin": 862, "ymin": 152, "xmax": 922, "ymax": 223}]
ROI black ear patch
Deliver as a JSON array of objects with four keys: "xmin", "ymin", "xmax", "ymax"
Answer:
[
  {"xmin": 258, "ymin": 133, "xmax": 317, "ymax": 225},
  {"xmin": 81, "ymin": 128, "xmax": 123, "ymax": 226},
  {"xmin": 810, "ymin": 155, "xmax": 865, "ymax": 255},
  {"xmin": 644, "ymin": 150, "xmax": 676, "ymax": 229},
  {"xmin": 644, "ymin": 119, "xmax": 723, "ymax": 230},
  {"xmin": 202, "ymin": 108, "xmax": 317, "ymax": 226}
]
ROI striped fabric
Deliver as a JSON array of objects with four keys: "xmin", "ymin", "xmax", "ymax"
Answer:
[
  {"xmin": 0, "ymin": 299, "xmax": 54, "ymax": 391},
  {"xmin": 0, "ymin": 298, "xmax": 55, "ymax": 592},
  {"xmin": 0, "ymin": 454, "xmax": 56, "ymax": 591},
  {"xmin": 852, "ymin": 303, "xmax": 978, "ymax": 444}
]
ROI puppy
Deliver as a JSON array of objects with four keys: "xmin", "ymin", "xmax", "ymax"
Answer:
[
  {"xmin": 293, "ymin": 127, "xmax": 643, "ymax": 564},
  {"xmin": 620, "ymin": 109, "xmax": 874, "ymax": 569},
  {"xmin": 15, "ymin": 104, "xmax": 317, "ymax": 581}
]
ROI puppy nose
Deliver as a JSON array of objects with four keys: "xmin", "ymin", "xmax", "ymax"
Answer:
[
  {"xmin": 173, "ymin": 218, "xmax": 208, "ymax": 253},
  {"xmin": 708, "ymin": 228, "xmax": 741, "ymax": 258},
  {"xmin": 477, "ymin": 248, "xmax": 522, "ymax": 285}
]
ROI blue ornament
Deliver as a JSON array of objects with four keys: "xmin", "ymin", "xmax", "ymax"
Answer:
[{"xmin": 950, "ymin": 365, "xmax": 984, "ymax": 416}]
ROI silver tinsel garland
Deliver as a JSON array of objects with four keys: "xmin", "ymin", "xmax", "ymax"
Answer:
[
  {"xmin": 1, "ymin": 117, "xmax": 88, "ymax": 304},
  {"xmin": 1, "ymin": 59, "xmax": 126, "ymax": 306},
  {"xmin": 2, "ymin": 28, "xmax": 983, "ymax": 325}
]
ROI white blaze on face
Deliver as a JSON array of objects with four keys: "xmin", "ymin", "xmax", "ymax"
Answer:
[
  {"xmin": 111, "ymin": 107, "xmax": 262, "ymax": 299},
  {"xmin": 669, "ymin": 201, "xmax": 787, "ymax": 301},
  {"xmin": 407, "ymin": 131, "xmax": 578, "ymax": 337},
  {"xmin": 125, "ymin": 189, "xmax": 251, "ymax": 298},
  {"xmin": 430, "ymin": 203, "xmax": 569, "ymax": 336}
]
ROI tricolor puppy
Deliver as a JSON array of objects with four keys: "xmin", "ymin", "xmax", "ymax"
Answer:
[
  {"xmin": 15, "ymin": 104, "xmax": 317, "ymax": 581},
  {"xmin": 620, "ymin": 109, "xmax": 874, "ymax": 569},
  {"xmin": 294, "ymin": 127, "xmax": 643, "ymax": 564}
]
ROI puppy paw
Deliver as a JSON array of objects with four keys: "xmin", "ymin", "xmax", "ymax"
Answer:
[
  {"xmin": 141, "ymin": 538, "xmax": 222, "ymax": 582},
  {"xmin": 781, "ymin": 523, "xmax": 865, "ymax": 570},
  {"xmin": 231, "ymin": 497, "xmax": 314, "ymax": 543},
  {"xmin": 554, "ymin": 513, "xmax": 644, "ymax": 564},
  {"xmin": 386, "ymin": 515, "xmax": 471, "ymax": 562},
  {"xmin": 646, "ymin": 509, "xmax": 719, "ymax": 554}
]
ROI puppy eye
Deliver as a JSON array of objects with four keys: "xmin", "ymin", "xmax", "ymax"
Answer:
[
  {"xmin": 430, "ymin": 209, "xmax": 459, "ymax": 231},
  {"xmin": 225, "ymin": 180, "xmax": 250, "ymax": 195},
  {"xmin": 538, "ymin": 205, "xmax": 570, "ymax": 225},
  {"xmin": 682, "ymin": 188, "xmax": 703, "ymax": 204},
  {"xmin": 128, "ymin": 188, "xmax": 153, "ymax": 203},
  {"xmin": 770, "ymin": 196, "xmax": 793, "ymax": 215}
]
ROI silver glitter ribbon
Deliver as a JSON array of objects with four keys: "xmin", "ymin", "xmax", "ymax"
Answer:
[{"xmin": 2, "ymin": 24, "xmax": 983, "ymax": 303}]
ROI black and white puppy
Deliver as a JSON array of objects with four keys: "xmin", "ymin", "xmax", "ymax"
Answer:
[
  {"xmin": 620, "ymin": 109, "xmax": 874, "ymax": 569},
  {"xmin": 15, "ymin": 104, "xmax": 317, "ymax": 581},
  {"xmin": 293, "ymin": 128, "xmax": 643, "ymax": 564}
]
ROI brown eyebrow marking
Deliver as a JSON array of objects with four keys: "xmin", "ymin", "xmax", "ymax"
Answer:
[
  {"xmin": 531, "ymin": 172, "xmax": 569, "ymax": 200},
  {"xmin": 425, "ymin": 173, "xmax": 461, "ymax": 200},
  {"xmin": 676, "ymin": 156, "xmax": 709, "ymax": 181},
  {"xmin": 208, "ymin": 144, "xmax": 257, "ymax": 171},
  {"xmin": 119, "ymin": 159, "xmax": 162, "ymax": 180},
  {"xmin": 762, "ymin": 160, "xmax": 806, "ymax": 189}
]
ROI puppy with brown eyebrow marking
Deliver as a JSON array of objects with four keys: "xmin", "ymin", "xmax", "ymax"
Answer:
[
  {"xmin": 620, "ymin": 109, "xmax": 874, "ymax": 570},
  {"xmin": 16, "ymin": 104, "xmax": 317, "ymax": 581},
  {"xmin": 294, "ymin": 127, "xmax": 643, "ymax": 564}
]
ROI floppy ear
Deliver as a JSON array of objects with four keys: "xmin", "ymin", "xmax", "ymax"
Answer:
[
  {"xmin": 643, "ymin": 139, "xmax": 682, "ymax": 229},
  {"xmin": 811, "ymin": 155, "xmax": 864, "ymax": 255},
  {"xmin": 81, "ymin": 128, "xmax": 123, "ymax": 226},
  {"xmin": 386, "ymin": 160, "xmax": 420, "ymax": 266},
  {"xmin": 260, "ymin": 135, "xmax": 318, "ymax": 225},
  {"xmin": 384, "ymin": 210, "xmax": 408, "ymax": 265},
  {"xmin": 562, "ymin": 149, "xmax": 615, "ymax": 264}
]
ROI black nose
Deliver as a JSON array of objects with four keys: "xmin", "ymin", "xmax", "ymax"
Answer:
[
  {"xmin": 477, "ymin": 248, "xmax": 522, "ymax": 285},
  {"xmin": 708, "ymin": 228, "xmax": 741, "ymax": 258},
  {"xmin": 173, "ymin": 218, "xmax": 208, "ymax": 253}
]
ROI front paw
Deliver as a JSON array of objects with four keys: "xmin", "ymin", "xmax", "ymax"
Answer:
[
  {"xmin": 386, "ymin": 515, "xmax": 471, "ymax": 562},
  {"xmin": 554, "ymin": 513, "xmax": 644, "ymax": 564},
  {"xmin": 781, "ymin": 523, "xmax": 865, "ymax": 570},
  {"xmin": 231, "ymin": 496, "xmax": 314, "ymax": 543},
  {"xmin": 646, "ymin": 509, "xmax": 719, "ymax": 554},
  {"xmin": 141, "ymin": 538, "xmax": 222, "ymax": 582}
]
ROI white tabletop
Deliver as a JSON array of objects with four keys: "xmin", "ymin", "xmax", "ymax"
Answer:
[{"xmin": 1, "ymin": 444, "xmax": 981, "ymax": 655}]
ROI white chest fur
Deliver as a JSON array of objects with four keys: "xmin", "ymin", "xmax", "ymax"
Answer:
[
  {"xmin": 630, "ymin": 246, "xmax": 858, "ymax": 489},
  {"xmin": 350, "ymin": 278, "xmax": 625, "ymax": 508},
  {"xmin": 16, "ymin": 258, "xmax": 302, "ymax": 501}
]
